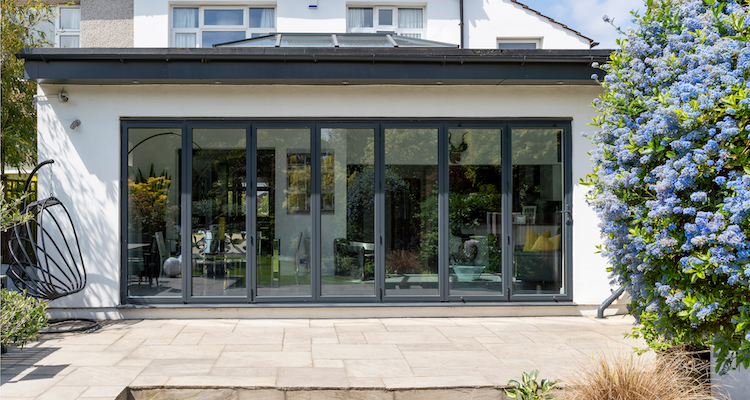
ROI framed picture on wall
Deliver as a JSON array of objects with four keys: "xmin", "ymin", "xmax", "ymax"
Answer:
[
  {"xmin": 522, "ymin": 205, "xmax": 537, "ymax": 225},
  {"xmin": 286, "ymin": 150, "xmax": 335, "ymax": 214}
]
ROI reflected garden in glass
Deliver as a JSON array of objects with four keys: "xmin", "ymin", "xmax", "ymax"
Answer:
[
  {"xmin": 448, "ymin": 128, "xmax": 503, "ymax": 296},
  {"xmin": 511, "ymin": 128, "xmax": 564, "ymax": 295},
  {"xmin": 320, "ymin": 128, "xmax": 376, "ymax": 297},
  {"xmin": 191, "ymin": 128, "xmax": 247, "ymax": 297},
  {"xmin": 256, "ymin": 128, "xmax": 312, "ymax": 297},
  {"xmin": 126, "ymin": 128, "xmax": 183, "ymax": 297},
  {"xmin": 384, "ymin": 128, "xmax": 439, "ymax": 296},
  {"xmin": 122, "ymin": 121, "xmax": 569, "ymax": 304}
]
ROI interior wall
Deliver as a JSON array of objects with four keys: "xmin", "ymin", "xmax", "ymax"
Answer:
[{"xmin": 36, "ymin": 83, "xmax": 609, "ymax": 308}]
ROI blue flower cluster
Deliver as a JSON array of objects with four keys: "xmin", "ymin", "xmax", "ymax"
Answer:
[{"xmin": 587, "ymin": 0, "xmax": 750, "ymax": 370}]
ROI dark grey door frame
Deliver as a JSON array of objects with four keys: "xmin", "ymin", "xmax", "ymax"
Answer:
[{"xmin": 121, "ymin": 118, "xmax": 573, "ymax": 305}]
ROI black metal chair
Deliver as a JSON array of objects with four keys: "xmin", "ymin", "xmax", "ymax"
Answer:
[{"xmin": 6, "ymin": 160, "xmax": 98, "ymax": 333}]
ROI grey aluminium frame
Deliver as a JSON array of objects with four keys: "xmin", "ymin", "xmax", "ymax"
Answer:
[
  {"xmin": 506, "ymin": 122, "xmax": 573, "ymax": 303},
  {"xmin": 120, "ymin": 118, "xmax": 573, "ymax": 305}
]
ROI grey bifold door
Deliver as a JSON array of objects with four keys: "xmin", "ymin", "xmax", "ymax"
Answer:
[{"xmin": 123, "ymin": 120, "xmax": 571, "ymax": 304}]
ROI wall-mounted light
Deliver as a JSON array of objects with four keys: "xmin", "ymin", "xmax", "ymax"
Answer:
[
  {"xmin": 58, "ymin": 92, "xmax": 69, "ymax": 102},
  {"xmin": 70, "ymin": 119, "xmax": 81, "ymax": 130},
  {"xmin": 309, "ymin": 0, "xmax": 318, "ymax": 8}
]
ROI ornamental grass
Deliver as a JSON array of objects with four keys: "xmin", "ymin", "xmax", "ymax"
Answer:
[{"xmin": 563, "ymin": 349, "xmax": 718, "ymax": 400}]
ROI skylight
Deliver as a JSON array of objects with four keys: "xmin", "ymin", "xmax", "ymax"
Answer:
[{"xmin": 215, "ymin": 33, "xmax": 457, "ymax": 48}]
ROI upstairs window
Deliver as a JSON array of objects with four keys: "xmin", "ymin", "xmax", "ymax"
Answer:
[
  {"xmin": 347, "ymin": 7, "xmax": 424, "ymax": 38},
  {"xmin": 57, "ymin": 6, "xmax": 80, "ymax": 47},
  {"xmin": 172, "ymin": 6, "xmax": 276, "ymax": 47}
]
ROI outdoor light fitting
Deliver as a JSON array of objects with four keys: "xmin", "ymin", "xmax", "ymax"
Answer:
[
  {"xmin": 70, "ymin": 119, "xmax": 81, "ymax": 130},
  {"xmin": 58, "ymin": 92, "xmax": 69, "ymax": 102}
]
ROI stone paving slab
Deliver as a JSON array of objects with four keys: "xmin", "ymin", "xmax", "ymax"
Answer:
[{"xmin": 0, "ymin": 315, "xmax": 643, "ymax": 399}]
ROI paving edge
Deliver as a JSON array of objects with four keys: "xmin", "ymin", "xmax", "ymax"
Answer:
[{"xmin": 121, "ymin": 386, "xmax": 520, "ymax": 400}]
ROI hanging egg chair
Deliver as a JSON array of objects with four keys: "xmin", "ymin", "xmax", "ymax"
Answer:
[{"xmin": 6, "ymin": 160, "xmax": 99, "ymax": 333}]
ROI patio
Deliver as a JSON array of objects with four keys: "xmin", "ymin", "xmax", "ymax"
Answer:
[{"xmin": 0, "ymin": 315, "xmax": 644, "ymax": 399}]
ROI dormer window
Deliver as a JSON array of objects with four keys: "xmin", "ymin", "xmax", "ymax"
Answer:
[
  {"xmin": 497, "ymin": 38, "xmax": 542, "ymax": 49},
  {"xmin": 172, "ymin": 6, "xmax": 276, "ymax": 47},
  {"xmin": 347, "ymin": 7, "xmax": 424, "ymax": 39}
]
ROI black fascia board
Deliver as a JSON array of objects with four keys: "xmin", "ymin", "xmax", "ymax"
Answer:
[{"xmin": 19, "ymin": 47, "xmax": 612, "ymax": 85}]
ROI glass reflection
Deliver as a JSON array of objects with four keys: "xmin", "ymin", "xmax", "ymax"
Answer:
[
  {"xmin": 448, "ymin": 129, "xmax": 503, "ymax": 296},
  {"xmin": 126, "ymin": 128, "xmax": 183, "ymax": 297},
  {"xmin": 191, "ymin": 129, "xmax": 247, "ymax": 297},
  {"xmin": 512, "ymin": 128, "xmax": 564, "ymax": 295},
  {"xmin": 320, "ymin": 128, "xmax": 376, "ymax": 297},
  {"xmin": 384, "ymin": 128, "xmax": 439, "ymax": 296},
  {"xmin": 256, "ymin": 128, "xmax": 312, "ymax": 296}
]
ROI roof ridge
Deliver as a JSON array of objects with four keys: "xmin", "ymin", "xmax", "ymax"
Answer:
[{"xmin": 509, "ymin": 0, "xmax": 595, "ymax": 45}]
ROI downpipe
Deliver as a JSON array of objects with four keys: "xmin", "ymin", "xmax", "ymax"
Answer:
[{"xmin": 597, "ymin": 286, "xmax": 625, "ymax": 319}]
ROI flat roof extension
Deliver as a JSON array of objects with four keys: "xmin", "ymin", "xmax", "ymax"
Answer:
[{"xmin": 19, "ymin": 47, "xmax": 611, "ymax": 86}]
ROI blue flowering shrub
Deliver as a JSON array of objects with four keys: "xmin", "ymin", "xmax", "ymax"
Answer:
[{"xmin": 587, "ymin": 0, "xmax": 750, "ymax": 371}]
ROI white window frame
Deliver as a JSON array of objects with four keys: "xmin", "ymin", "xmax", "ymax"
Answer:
[
  {"xmin": 375, "ymin": 7, "xmax": 396, "ymax": 32},
  {"xmin": 55, "ymin": 5, "xmax": 80, "ymax": 48},
  {"xmin": 496, "ymin": 37, "xmax": 542, "ymax": 49},
  {"xmin": 347, "ymin": 6, "xmax": 425, "ymax": 38},
  {"xmin": 170, "ymin": 5, "xmax": 276, "ymax": 48}
]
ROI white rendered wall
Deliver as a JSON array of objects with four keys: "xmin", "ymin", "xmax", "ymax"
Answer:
[
  {"xmin": 36, "ymin": 83, "xmax": 611, "ymax": 309},
  {"xmin": 134, "ymin": 0, "xmax": 589, "ymax": 49},
  {"xmin": 464, "ymin": 0, "xmax": 590, "ymax": 49}
]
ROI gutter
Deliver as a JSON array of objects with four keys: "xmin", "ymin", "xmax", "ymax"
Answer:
[{"xmin": 17, "ymin": 47, "xmax": 613, "ymax": 64}]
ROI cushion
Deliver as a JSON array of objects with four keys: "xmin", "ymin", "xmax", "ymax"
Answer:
[
  {"xmin": 531, "ymin": 235, "xmax": 554, "ymax": 252},
  {"xmin": 524, "ymin": 229, "xmax": 538, "ymax": 251},
  {"xmin": 550, "ymin": 234, "xmax": 562, "ymax": 250},
  {"xmin": 541, "ymin": 230, "xmax": 551, "ymax": 238}
]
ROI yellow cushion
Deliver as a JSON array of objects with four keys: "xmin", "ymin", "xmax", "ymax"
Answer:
[
  {"xmin": 541, "ymin": 230, "xmax": 551, "ymax": 238},
  {"xmin": 524, "ymin": 229, "xmax": 538, "ymax": 251},
  {"xmin": 531, "ymin": 235, "xmax": 554, "ymax": 252},
  {"xmin": 550, "ymin": 234, "xmax": 562, "ymax": 250}
]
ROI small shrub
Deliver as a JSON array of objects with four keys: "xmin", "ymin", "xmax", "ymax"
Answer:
[
  {"xmin": 505, "ymin": 369, "xmax": 559, "ymax": 400},
  {"xmin": 1, "ymin": 289, "xmax": 48, "ymax": 349},
  {"xmin": 563, "ymin": 349, "xmax": 715, "ymax": 400},
  {"xmin": 386, "ymin": 250, "xmax": 422, "ymax": 274}
]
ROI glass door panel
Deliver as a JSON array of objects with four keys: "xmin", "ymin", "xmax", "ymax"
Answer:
[
  {"xmin": 320, "ymin": 128, "xmax": 376, "ymax": 297},
  {"xmin": 191, "ymin": 128, "xmax": 247, "ymax": 297},
  {"xmin": 448, "ymin": 128, "xmax": 503, "ymax": 296},
  {"xmin": 511, "ymin": 128, "xmax": 564, "ymax": 295},
  {"xmin": 384, "ymin": 128, "xmax": 439, "ymax": 296},
  {"xmin": 256, "ymin": 128, "xmax": 312, "ymax": 297},
  {"xmin": 126, "ymin": 128, "xmax": 183, "ymax": 297}
]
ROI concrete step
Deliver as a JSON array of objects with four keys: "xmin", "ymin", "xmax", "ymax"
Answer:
[{"xmin": 123, "ymin": 387, "xmax": 515, "ymax": 400}]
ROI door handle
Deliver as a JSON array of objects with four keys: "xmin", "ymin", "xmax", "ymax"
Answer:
[{"xmin": 555, "ymin": 209, "xmax": 572, "ymax": 225}]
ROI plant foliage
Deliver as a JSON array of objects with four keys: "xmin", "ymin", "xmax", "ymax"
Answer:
[
  {"xmin": 564, "ymin": 349, "xmax": 713, "ymax": 400},
  {"xmin": 1, "ymin": 0, "xmax": 53, "ymax": 170},
  {"xmin": 0, "ymin": 289, "xmax": 48, "ymax": 348},
  {"xmin": 504, "ymin": 369, "xmax": 559, "ymax": 400},
  {"xmin": 1, "ymin": 184, "xmax": 32, "ymax": 231},
  {"xmin": 587, "ymin": 0, "xmax": 750, "ymax": 371}
]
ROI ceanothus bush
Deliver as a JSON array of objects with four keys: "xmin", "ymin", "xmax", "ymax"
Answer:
[{"xmin": 587, "ymin": 0, "xmax": 750, "ymax": 371}]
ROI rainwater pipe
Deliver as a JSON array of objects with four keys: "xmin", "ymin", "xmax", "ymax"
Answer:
[
  {"xmin": 459, "ymin": 0, "xmax": 464, "ymax": 48},
  {"xmin": 597, "ymin": 286, "xmax": 626, "ymax": 319}
]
